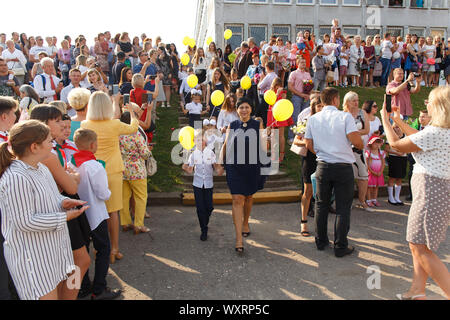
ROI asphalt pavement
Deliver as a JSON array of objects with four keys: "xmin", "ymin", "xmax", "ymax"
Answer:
[{"xmin": 90, "ymin": 197, "xmax": 449, "ymax": 300}]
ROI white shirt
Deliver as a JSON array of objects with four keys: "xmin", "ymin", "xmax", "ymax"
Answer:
[
  {"xmin": 339, "ymin": 50, "xmax": 349, "ymax": 67},
  {"xmin": 179, "ymin": 76, "xmax": 191, "ymax": 95},
  {"xmin": 381, "ymin": 40, "xmax": 393, "ymax": 59},
  {"xmin": 62, "ymin": 140, "xmax": 78, "ymax": 164},
  {"xmin": 217, "ymin": 110, "xmax": 239, "ymax": 131},
  {"xmin": 46, "ymin": 45, "xmax": 58, "ymax": 58},
  {"xmin": 1, "ymin": 48, "xmax": 27, "ymax": 70},
  {"xmin": 369, "ymin": 116, "xmax": 382, "ymax": 138},
  {"xmin": 188, "ymin": 147, "xmax": 216, "ymax": 189},
  {"xmin": 423, "ymin": 44, "xmax": 436, "ymax": 59},
  {"xmin": 78, "ymin": 65, "xmax": 90, "ymax": 88},
  {"xmin": 409, "ymin": 126, "xmax": 450, "ymax": 180},
  {"xmin": 297, "ymin": 107, "xmax": 311, "ymax": 125},
  {"xmin": 350, "ymin": 45, "xmax": 365, "ymax": 63},
  {"xmin": 305, "ymin": 105, "xmax": 358, "ymax": 164},
  {"xmin": 29, "ymin": 46, "xmax": 49, "ymax": 60},
  {"xmin": 75, "ymin": 160, "xmax": 111, "ymax": 230},
  {"xmin": 33, "ymin": 73, "xmax": 61, "ymax": 103},
  {"xmin": 185, "ymin": 102, "xmax": 203, "ymax": 115},
  {"xmin": 19, "ymin": 97, "xmax": 38, "ymax": 111},
  {"xmin": 60, "ymin": 82, "xmax": 87, "ymax": 105},
  {"xmin": 258, "ymin": 71, "xmax": 277, "ymax": 94}
]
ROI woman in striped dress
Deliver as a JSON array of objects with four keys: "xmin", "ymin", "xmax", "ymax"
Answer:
[{"xmin": 0, "ymin": 120, "xmax": 88, "ymax": 300}]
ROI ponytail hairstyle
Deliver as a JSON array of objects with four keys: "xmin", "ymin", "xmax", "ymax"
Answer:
[{"xmin": 0, "ymin": 120, "xmax": 50, "ymax": 178}]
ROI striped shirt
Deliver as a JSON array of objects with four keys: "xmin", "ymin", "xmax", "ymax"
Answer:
[{"xmin": 0, "ymin": 160, "xmax": 74, "ymax": 300}]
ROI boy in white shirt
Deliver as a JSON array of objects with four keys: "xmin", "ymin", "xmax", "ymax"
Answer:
[
  {"xmin": 72, "ymin": 128, "xmax": 121, "ymax": 300},
  {"xmin": 182, "ymin": 131, "xmax": 224, "ymax": 241}
]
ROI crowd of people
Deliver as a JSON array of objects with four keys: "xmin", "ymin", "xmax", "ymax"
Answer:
[{"xmin": 0, "ymin": 23, "xmax": 449, "ymax": 301}]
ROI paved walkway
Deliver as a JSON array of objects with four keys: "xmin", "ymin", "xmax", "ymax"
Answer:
[{"xmin": 95, "ymin": 198, "xmax": 449, "ymax": 300}]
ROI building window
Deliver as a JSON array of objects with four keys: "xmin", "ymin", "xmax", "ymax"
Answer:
[
  {"xmin": 366, "ymin": 0, "xmax": 382, "ymax": 5},
  {"xmin": 224, "ymin": 0, "xmax": 244, "ymax": 3},
  {"xmin": 297, "ymin": 0, "xmax": 314, "ymax": 4},
  {"xmin": 319, "ymin": 26, "xmax": 332, "ymax": 37},
  {"xmin": 343, "ymin": 27, "xmax": 361, "ymax": 37},
  {"xmin": 272, "ymin": 25, "xmax": 291, "ymax": 42},
  {"xmin": 386, "ymin": 27, "xmax": 403, "ymax": 37},
  {"xmin": 320, "ymin": 0, "xmax": 337, "ymax": 4},
  {"xmin": 249, "ymin": 0, "xmax": 268, "ymax": 3},
  {"xmin": 273, "ymin": 0, "xmax": 292, "ymax": 3},
  {"xmin": 342, "ymin": 0, "xmax": 360, "ymax": 5},
  {"xmin": 388, "ymin": 0, "xmax": 404, "ymax": 7},
  {"xmin": 430, "ymin": 29, "xmax": 445, "ymax": 38},
  {"xmin": 296, "ymin": 25, "xmax": 314, "ymax": 37},
  {"xmin": 365, "ymin": 28, "xmax": 382, "ymax": 37},
  {"xmin": 409, "ymin": 28, "xmax": 425, "ymax": 37},
  {"xmin": 249, "ymin": 25, "xmax": 267, "ymax": 47},
  {"xmin": 431, "ymin": 0, "xmax": 445, "ymax": 8},
  {"xmin": 224, "ymin": 24, "xmax": 244, "ymax": 50},
  {"xmin": 410, "ymin": 0, "xmax": 426, "ymax": 7}
]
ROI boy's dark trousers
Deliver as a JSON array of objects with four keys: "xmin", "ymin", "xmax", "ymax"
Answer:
[
  {"xmin": 81, "ymin": 219, "xmax": 110, "ymax": 295},
  {"xmin": 193, "ymin": 186, "xmax": 214, "ymax": 233},
  {"xmin": 0, "ymin": 211, "xmax": 18, "ymax": 300}
]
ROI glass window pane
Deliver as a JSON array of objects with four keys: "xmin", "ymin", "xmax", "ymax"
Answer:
[
  {"xmin": 225, "ymin": 25, "xmax": 243, "ymax": 50},
  {"xmin": 319, "ymin": 26, "xmax": 332, "ymax": 36},
  {"xmin": 343, "ymin": 28, "xmax": 359, "ymax": 36},
  {"xmin": 249, "ymin": 26, "xmax": 267, "ymax": 47},
  {"xmin": 297, "ymin": 0, "xmax": 314, "ymax": 3},
  {"xmin": 343, "ymin": 0, "xmax": 359, "ymax": 4},
  {"xmin": 272, "ymin": 26, "xmax": 290, "ymax": 42},
  {"xmin": 431, "ymin": 0, "xmax": 443, "ymax": 7},
  {"xmin": 296, "ymin": 26, "xmax": 314, "ymax": 35},
  {"xmin": 386, "ymin": 28, "xmax": 403, "ymax": 37},
  {"xmin": 409, "ymin": 28, "xmax": 425, "ymax": 37},
  {"xmin": 367, "ymin": 0, "xmax": 382, "ymax": 5},
  {"xmin": 389, "ymin": 0, "xmax": 404, "ymax": 7},
  {"xmin": 321, "ymin": 0, "xmax": 337, "ymax": 4},
  {"xmin": 249, "ymin": 0, "xmax": 267, "ymax": 3},
  {"xmin": 365, "ymin": 28, "xmax": 381, "ymax": 36},
  {"xmin": 410, "ymin": 0, "xmax": 425, "ymax": 7},
  {"xmin": 273, "ymin": 0, "xmax": 291, "ymax": 3}
]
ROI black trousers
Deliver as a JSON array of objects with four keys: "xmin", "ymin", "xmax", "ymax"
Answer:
[
  {"xmin": 314, "ymin": 162, "xmax": 354, "ymax": 251},
  {"xmin": 193, "ymin": 186, "xmax": 214, "ymax": 233},
  {"xmin": 256, "ymin": 94, "xmax": 269, "ymax": 127},
  {"xmin": 0, "ymin": 211, "xmax": 18, "ymax": 300},
  {"xmin": 407, "ymin": 154, "xmax": 415, "ymax": 198},
  {"xmin": 81, "ymin": 220, "xmax": 110, "ymax": 295}
]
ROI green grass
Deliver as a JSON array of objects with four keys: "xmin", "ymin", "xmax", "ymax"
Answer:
[{"xmin": 147, "ymin": 94, "xmax": 184, "ymax": 193}]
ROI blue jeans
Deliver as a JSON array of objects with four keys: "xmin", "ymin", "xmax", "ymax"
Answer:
[
  {"xmin": 289, "ymin": 95, "xmax": 310, "ymax": 140},
  {"xmin": 380, "ymin": 58, "xmax": 391, "ymax": 86}
]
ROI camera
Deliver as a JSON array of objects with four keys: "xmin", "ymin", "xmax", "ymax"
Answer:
[{"xmin": 413, "ymin": 72, "xmax": 420, "ymax": 78}]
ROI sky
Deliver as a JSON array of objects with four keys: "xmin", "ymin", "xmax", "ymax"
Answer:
[{"xmin": 2, "ymin": 0, "xmax": 197, "ymax": 51}]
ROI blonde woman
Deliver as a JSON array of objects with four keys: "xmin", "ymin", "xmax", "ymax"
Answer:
[
  {"xmin": 193, "ymin": 47, "xmax": 208, "ymax": 102},
  {"xmin": 81, "ymin": 92, "xmax": 139, "ymax": 263},
  {"xmin": 380, "ymin": 86, "xmax": 450, "ymax": 300},
  {"xmin": 76, "ymin": 55, "xmax": 90, "ymax": 88},
  {"xmin": 343, "ymin": 91, "xmax": 372, "ymax": 211},
  {"xmin": 68, "ymin": 87, "xmax": 91, "ymax": 140},
  {"xmin": 87, "ymin": 69, "xmax": 108, "ymax": 94}
]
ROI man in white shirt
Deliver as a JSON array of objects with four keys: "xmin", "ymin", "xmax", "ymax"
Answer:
[
  {"xmin": 256, "ymin": 61, "xmax": 277, "ymax": 125},
  {"xmin": 380, "ymin": 33, "xmax": 395, "ymax": 86},
  {"xmin": 305, "ymin": 87, "xmax": 364, "ymax": 258},
  {"xmin": 60, "ymin": 68, "xmax": 87, "ymax": 117},
  {"xmin": 33, "ymin": 57, "xmax": 63, "ymax": 103},
  {"xmin": 29, "ymin": 37, "xmax": 49, "ymax": 63},
  {"xmin": 45, "ymin": 37, "xmax": 58, "ymax": 59}
]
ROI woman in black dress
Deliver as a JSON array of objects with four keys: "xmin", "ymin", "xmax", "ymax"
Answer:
[{"xmin": 220, "ymin": 97, "xmax": 267, "ymax": 253}]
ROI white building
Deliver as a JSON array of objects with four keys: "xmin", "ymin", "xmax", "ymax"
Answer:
[{"xmin": 195, "ymin": 0, "xmax": 450, "ymax": 49}]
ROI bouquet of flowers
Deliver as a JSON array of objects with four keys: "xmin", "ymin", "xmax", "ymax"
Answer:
[
  {"xmin": 290, "ymin": 119, "xmax": 308, "ymax": 156},
  {"xmin": 302, "ymin": 79, "xmax": 314, "ymax": 94}
]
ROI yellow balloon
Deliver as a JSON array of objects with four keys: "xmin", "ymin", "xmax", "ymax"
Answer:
[
  {"xmin": 188, "ymin": 38, "xmax": 196, "ymax": 48},
  {"xmin": 264, "ymin": 90, "xmax": 277, "ymax": 106},
  {"xmin": 187, "ymin": 74, "xmax": 198, "ymax": 88},
  {"xmin": 273, "ymin": 99, "xmax": 294, "ymax": 122},
  {"xmin": 182, "ymin": 36, "xmax": 190, "ymax": 46},
  {"xmin": 240, "ymin": 76, "xmax": 252, "ymax": 90},
  {"xmin": 224, "ymin": 29, "xmax": 233, "ymax": 40},
  {"xmin": 211, "ymin": 90, "xmax": 225, "ymax": 107},
  {"xmin": 206, "ymin": 37, "xmax": 213, "ymax": 46},
  {"xmin": 179, "ymin": 126, "xmax": 195, "ymax": 150},
  {"xmin": 181, "ymin": 53, "xmax": 190, "ymax": 66}
]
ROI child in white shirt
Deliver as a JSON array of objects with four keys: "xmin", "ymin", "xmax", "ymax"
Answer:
[
  {"xmin": 182, "ymin": 131, "xmax": 223, "ymax": 241},
  {"xmin": 339, "ymin": 43, "xmax": 350, "ymax": 87},
  {"xmin": 72, "ymin": 128, "xmax": 120, "ymax": 300},
  {"xmin": 182, "ymin": 90, "xmax": 208, "ymax": 128}
]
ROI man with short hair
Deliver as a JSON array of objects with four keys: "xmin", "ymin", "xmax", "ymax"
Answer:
[
  {"xmin": 248, "ymin": 37, "xmax": 259, "ymax": 56},
  {"xmin": 60, "ymin": 69, "xmax": 86, "ymax": 117},
  {"xmin": 33, "ymin": 57, "xmax": 63, "ymax": 103},
  {"xmin": 305, "ymin": 87, "xmax": 363, "ymax": 257},
  {"xmin": 111, "ymin": 52, "xmax": 126, "ymax": 85},
  {"xmin": 386, "ymin": 68, "xmax": 421, "ymax": 119},
  {"xmin": 0, "ymin": 58, "xmax": 20, "ymax": 97},
  {"xmin": 134, "ymin": 49, "xmax": 157, "ymax": 92},
  {"xmin": 288, "ymin": 57, "xmax": 312, "ymax": 142},
  {"xmin": 380, "ymin": 33, "xmax": 395, "ymax": 86},
  {"xmin": 256, "ymin": 61, "xmax": 277, "ymax": 125},
  {"xmin": 236, "ymin": 41, "xmax": 253, "ymax": 79},
  {"xmin": 29, "ymin": 36, "xmax": 48, "ymax": 63},
  {"xmin": 311, "ymin": 45, "xmax": 330, "ymax": 92}
]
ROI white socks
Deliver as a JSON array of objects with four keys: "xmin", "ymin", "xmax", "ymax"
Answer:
[
  {"xmin": 394, "ymin": 185, "xmax": 402, "ymax": 203},
  {"xmin": 388, "ymin": 186, "xmax": 396, "ymax": 203}
]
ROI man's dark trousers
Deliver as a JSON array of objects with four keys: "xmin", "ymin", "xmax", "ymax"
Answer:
[
  {"xmin": 314, "ymin": 162, "xmax": 354, "ymax": 252},
  {"xmin": 193, "ymin": 186, "xmax": 214, "ymax": 233}
]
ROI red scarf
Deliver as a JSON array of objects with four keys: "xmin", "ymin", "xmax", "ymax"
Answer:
[
  {"xmin": 71, "ymin": 150, "xmax": 97, "ymax": 168},
  {"xmin": 61, "ymin": 141, "xmax": 78, "ymax": 152},
  {"xmin": 0, "ymin": 133, "xmax": 8, "ymax": 142}
]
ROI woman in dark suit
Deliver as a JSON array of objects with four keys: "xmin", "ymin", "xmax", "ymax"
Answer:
[{"xmin": 220, "ymin": 97, "xmax": 267, "ymax": 253}]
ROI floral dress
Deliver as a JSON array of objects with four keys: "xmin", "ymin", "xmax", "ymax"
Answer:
[{"xmin": 119, "ymin": 131, "xmax": 151, "ymax": 181}]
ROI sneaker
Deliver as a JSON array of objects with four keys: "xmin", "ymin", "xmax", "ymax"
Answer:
[
  {"xmin": 91, "ymin": 287, "xmax": 122, "ymax": 300},
  {"xmin": 335, "ymin": 246, "xmax": 355, "ymax": 258},
  {"xmin": 166, "ymin": 104, "xmax": 171, "ymax": 108},
  {"xmin": 373, "ymin": 200, "xmax": 381, "ymax": 207},
  {"xmin": 366, "ymin": 201, "xmax": 375, "ymax": 207},
  {"xmin": 200, "ymin": 231, "xmax": 208, "ymax": 241}
]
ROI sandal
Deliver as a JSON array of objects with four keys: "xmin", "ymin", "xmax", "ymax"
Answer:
[
  {"xmin": 396, "ymin": 293, "xmax": 426, "ymax": 300},
  {"xmin": 300, "ymin": 220, "xmax": 311, "ymax": 237},
  {"xmin": 134, "ymin": 226, "xmax": 151, "ymax": 235},
  {"xmin": 122, "ymin": 224, "xmax": 134, "ymax": 232}
]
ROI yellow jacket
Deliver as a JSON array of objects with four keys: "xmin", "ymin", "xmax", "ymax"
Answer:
[{"xmin": 81, "ymin": 118, "xmax": 139, "ymax": 175}]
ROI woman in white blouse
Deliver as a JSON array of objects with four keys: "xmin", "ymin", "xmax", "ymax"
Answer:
[
  {"xmin": 348, "ymin": 36, "xmax": 365, "ymax": 87},
  {"xmin": 0, "ymin": 120, "xmax": 88, "ymax": 300},
  {"xmin": 381, "ymin": 86, "xmax": 450, "ymax": 300},
  {"xmin": 1, "ymin": 40, "xmax": 27, "ymax": 85}
]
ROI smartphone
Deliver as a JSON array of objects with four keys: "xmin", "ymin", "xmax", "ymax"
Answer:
[
  {"xmin": 150, "ymin": 74, "xmax": 157, "ymax": 80},
  {"xmin": 385, "ymin": 94, "xmax": 392, "ymax": 113},
  {"xmin": 123, "ymin": 94, "xmax": 130, "ymax": 105},
  {"xmin": 142, "ymin": 93, "xmax": 148, "ymax": 102},
  {"xmin": 147, "ymin": 93, "xmax": 153, "ymax": 103},
  {"xmin": 112, "ymin": 84, "xmax": 119, "ymax": 95},
  {"xmin": 413, "ymin": 72, "xmax": 420, "ymax": 78},
  {"xmin": 76, "ymin": 205, "xmax": 83, "ymax": 210}
]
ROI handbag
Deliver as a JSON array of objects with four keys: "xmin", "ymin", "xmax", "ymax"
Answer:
[
  {"xmin": 326, "ymin": 70, "xmax": 335, "ymax": 83},
  {"xmin": 11, "ymin": 61, "xmax": 25, "ymax": 76},
  {"xmin": 195, "ymin": 69, "xmax": 206, "ymax": 84},
  {"xmin": 146, "ymin": 151, "xmax": 157, "ymax": 176}
]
